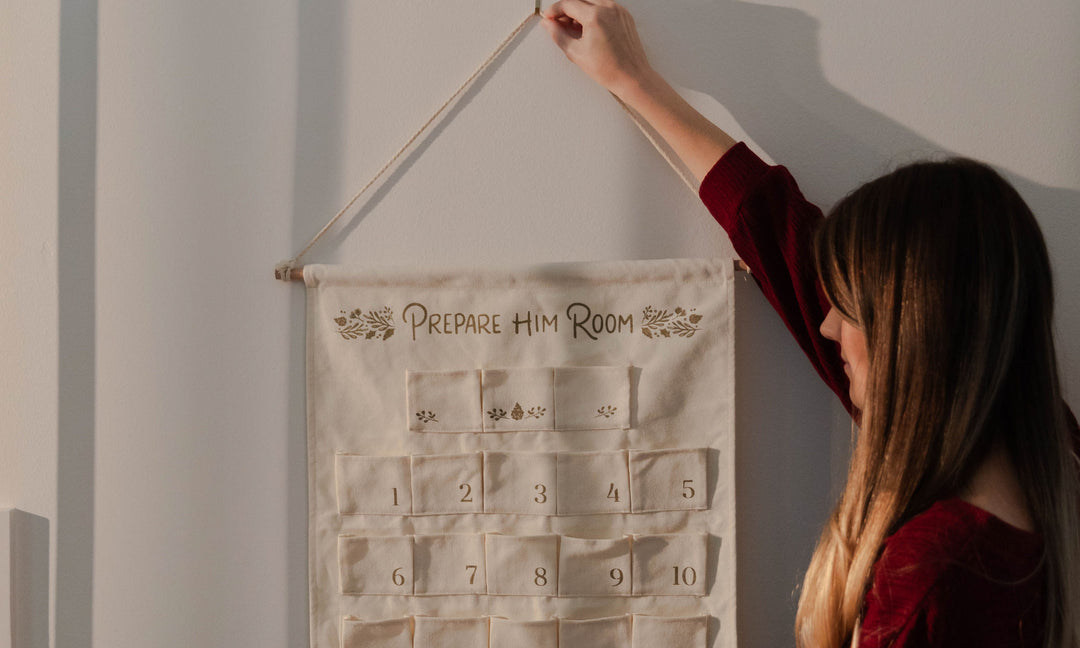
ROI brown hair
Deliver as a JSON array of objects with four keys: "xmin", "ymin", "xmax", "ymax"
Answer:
[{"xmin": 797, "ymin": 158, "xmax": 1080, "ymax": 647}]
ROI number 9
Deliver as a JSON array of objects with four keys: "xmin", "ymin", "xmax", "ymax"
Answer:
[{"xmin": 609, "ymin": 567, "xmax": 624, "ymax": 587}]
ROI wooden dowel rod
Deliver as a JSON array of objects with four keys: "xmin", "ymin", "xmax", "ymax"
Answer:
[{"xmin": 280, "ymin": 260, "xmax": 749, "ymax": 282}]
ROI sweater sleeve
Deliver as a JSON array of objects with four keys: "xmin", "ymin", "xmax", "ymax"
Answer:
[{"xmin": 699, "ymin": 142, "xmax": 853, "ymax": 414}]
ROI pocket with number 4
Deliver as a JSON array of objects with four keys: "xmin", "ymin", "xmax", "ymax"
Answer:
[{"xmin": 556, "ymin": 450, "xmax": 630, "ymax": 515}]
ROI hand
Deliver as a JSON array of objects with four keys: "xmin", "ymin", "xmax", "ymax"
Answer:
[{"xmin": 541, "ymin": 0, "xmax": 658, "ymax": 98}]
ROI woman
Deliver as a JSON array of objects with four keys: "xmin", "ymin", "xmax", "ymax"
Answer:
[{"xmin": 540, "ymin": 2, "xmax": 1080, "ymax": 646}]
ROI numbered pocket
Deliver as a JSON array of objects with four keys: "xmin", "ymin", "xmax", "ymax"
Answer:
[
  {"xmin": 481, "ymin": 368, "xmax": 555, "ymax": 432},
  {"xmin": 558, "ymin": 536, "xmax": 632, "ymax": 597},
  {"xmin": 340, "ymin": 617, "xmax": 412, "ymax": 648},
  {"xmin": 553, "ymin": 366, "xmax": 630, "ymax": 430},
  {"xmin": 413, "ymin": 617, "xmax": 488, "ymax": 648},
  {"xmin": 411, "ymin": 453, "xmax": 483, "ymax": 515},
  {"xmin": 485, "ymin": 534, "xmax": 558, "ymax": 596},
  {"xmin": 407, "ymin": 369, "xmax": 482, "ymax": 433},
  {"xmin": 629, "ymin": 448, "xmax": 707, "ymax": 513},
  {"xmin": 338, "ymin": 535, "xmax": 414, "ymax": 595},
  {"xmin": 490, "ymin": 619, "xmax": 559, "ymax": 648},
  {"xmin": 631, "ymin": 615, "xmax": 707, "ymax": 648},
  {"xmin": 413, "ymin": 534, "xmax": 487, "ymax": 596},
  {"xmin": 559, "ymin": 615, "xmax": 631, "ymax": 648},
  {"xmin": 557, "ymin": 450, "xmax": 631, "ymax": 515},
  {"xmin": 336, "ymin": 454, "xmax": 412, "ymax": 515},
  {"xmin": 631, "ymin": 534, "xmax": 707, "ymax": 596},
  {"xmin": 483, "ymin": 451, "xmax": 557, "ymax": 515}
]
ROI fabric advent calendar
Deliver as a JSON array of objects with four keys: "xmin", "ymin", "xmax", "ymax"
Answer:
[{"xmin": 304, "ymin": 258, "xmax": 736, "ymax": 648}]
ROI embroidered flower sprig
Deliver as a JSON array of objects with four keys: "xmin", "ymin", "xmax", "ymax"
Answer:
[
  {"xmin": 334, "ymin": 306, "xmax": 395, "ymax": 340},
  {"xmin": 488, "ymin": 403, "xmax": 546, "ymax": 421},
  {"xmin": 641, "ymin": 306, "xmax": 703, "ymax": 339},
  {"xmin": 595, "ymin": 405, "xmax": 618, "ymax": 418}
]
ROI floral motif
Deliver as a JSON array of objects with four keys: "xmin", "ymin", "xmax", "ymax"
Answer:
[
  {"xmin": 415, "ymin": 410, "xmax": 438, "ymax": 424},
  {"xmin": 595, "ymin": 405, "xmax": 618, "ymax": 418},
  {"xmin": 488, "ymin": 403, "xmax": 546, "ymax": 422},
  {"xmin": 334, "ymin": 306, "xmax": 395, "ymax": 341},
  {"xmin": 640, "ymin": 305, "xmax": 703, "ymax": 339}
]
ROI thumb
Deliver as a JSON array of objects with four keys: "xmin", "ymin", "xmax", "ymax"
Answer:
[{"xmin": 540, "ymin": 15, "xmax": 580, "ymax": 58}]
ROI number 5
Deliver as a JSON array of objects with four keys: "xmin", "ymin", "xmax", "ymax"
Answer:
[{"xmin": 681, "ymin": 479, "xmax": 695, "ymax": 499}]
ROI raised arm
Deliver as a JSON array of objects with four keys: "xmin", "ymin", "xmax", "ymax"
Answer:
[
  {"xmin": 541, "ymin": 0, "xmax": 854, "ymax": 413},
  {"xmin": 541, "ymin": 0, "xmax": 736, "ymax": 183}
]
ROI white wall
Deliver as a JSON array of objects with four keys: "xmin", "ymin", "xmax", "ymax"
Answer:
[
  {"xmin": 3, "ymin": 1, "xmax": 1078, "ymax": 647},
  {"xmin": 1, "ymin": 2, "xmax": 60, "ymax": 647}
]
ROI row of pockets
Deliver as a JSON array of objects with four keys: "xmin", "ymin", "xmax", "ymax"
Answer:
[
  {"xmin": 336, "ymin": 448, "xmax": 707, "ymax": 516},
  {"xmin": 342, "ymin": 614, "xmax": 707, "ymax": 648},
  {"xmin": 407, "ymin": 366, "xmax": 630, "ymax": 433},
  {"xmin": 339, "ymin": 533, "xmax": 708, "ymax": 597}
]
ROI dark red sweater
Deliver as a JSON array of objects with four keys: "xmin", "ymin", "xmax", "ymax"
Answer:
[{"xmin": 699, "ymin": 142, "xmax": 1075, "ymax": 647}]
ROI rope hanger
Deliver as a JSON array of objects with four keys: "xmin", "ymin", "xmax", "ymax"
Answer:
[{"xmin": 275, "ymin": 3, "xmax": 732, "ymax": 282}]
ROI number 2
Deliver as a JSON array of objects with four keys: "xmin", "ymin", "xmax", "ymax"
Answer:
[{"xmin": 459, "ymin": 483, "xmax": 473, "ymax": 503}]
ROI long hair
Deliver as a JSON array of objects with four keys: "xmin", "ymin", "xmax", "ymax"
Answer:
[{"xmin": 796, "ymin": 158, "xmax": 1080, "ymax": 647}]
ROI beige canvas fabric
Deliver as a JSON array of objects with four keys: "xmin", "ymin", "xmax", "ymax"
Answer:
[
  {"xmin": 489, "ymin": 618, "xmax": 559, "ymax": 648},
  {"xmin": 305, "ymin": 259, "xmax": 735, "ymax": 647}
]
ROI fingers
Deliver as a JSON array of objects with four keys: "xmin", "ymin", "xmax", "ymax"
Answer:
[
  {"xmin": 544, "ymin": 0, "xmax": 598, "ymax": 25},
  {"xmin": 540, "ymin": 13, "xmax": 580, "ymax": 54}
]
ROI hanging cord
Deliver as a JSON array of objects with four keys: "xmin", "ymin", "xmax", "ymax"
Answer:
[
  {"xmin": 275, "ymin": 9, "xmax": 540, "ymax": 280},
  {"xmin": 609, "ymin": 92, "xmax": 698, "ymax": 193},
  {"xmin": 276, "ymin": 4, "xmax": 703, "ymax": 281}
]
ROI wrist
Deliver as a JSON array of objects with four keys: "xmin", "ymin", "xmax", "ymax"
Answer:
[{"xmin": 610, "ymin": 66, "xmax": 668, "ymax": 109}]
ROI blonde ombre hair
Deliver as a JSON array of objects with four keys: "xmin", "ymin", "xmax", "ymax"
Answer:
[{"xmin": 797, "ymin": 158, "xmax": 1080, "ymax": 648}]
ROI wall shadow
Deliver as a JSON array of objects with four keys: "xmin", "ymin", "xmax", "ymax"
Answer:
[
  {"xmin": 12, "ymin": 511, "xmax": 50, "ymax": 648},
  {"xmin": 287, "ymin": 0, "xmax": 349, "ymax": 644},
  {"xmin": 625, "ymin": 2, "xmax": 1079, "ymax": 645},
  {"xmin": 56, "ymin": 0, "xmax": 98, "ymax": 646}
]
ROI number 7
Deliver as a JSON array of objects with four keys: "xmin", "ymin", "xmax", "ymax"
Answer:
[{"xmin": 465, "ymin": 564, "xmax": 477, "ymax": 585}]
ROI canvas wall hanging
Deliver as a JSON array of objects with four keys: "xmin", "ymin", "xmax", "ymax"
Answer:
[{"xmin": 301, "ymin": 258, "xmax": 736, "ymax": 647}]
